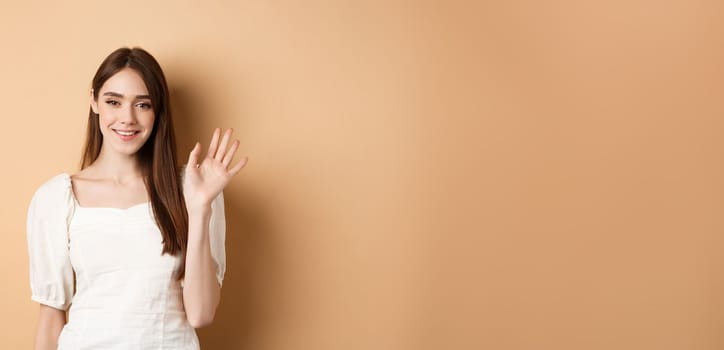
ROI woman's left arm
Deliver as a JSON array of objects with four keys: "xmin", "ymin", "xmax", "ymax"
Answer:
[
  {"xmin": 183, "ymin": 204, "xmax": 220, "ymax": 328},
  {"xmin": 182, "ymin": 128, "xmax": 246, "ymax": 328}
]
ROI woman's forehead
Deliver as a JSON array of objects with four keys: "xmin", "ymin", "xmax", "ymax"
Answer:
[{"xmin": 99, "ymin": 68, "xmax": 149, "ymax": 97}]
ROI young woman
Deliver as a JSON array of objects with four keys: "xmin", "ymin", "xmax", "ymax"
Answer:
[{"xmin": 27, "ymin": 47, "xmax": 247, "ymax": 349}]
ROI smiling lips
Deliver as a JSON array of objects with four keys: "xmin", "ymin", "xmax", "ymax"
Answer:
[{"xmin": 112, "ymin": 128, "xmax": 140, "ymax": 140}]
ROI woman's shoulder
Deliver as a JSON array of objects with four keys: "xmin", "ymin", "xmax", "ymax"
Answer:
[{"xmin": 31, "ymin": 172, "xmax": 72, "ymax": 202}]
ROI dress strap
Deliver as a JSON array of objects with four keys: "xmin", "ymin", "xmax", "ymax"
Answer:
[{"xmin": 62, "ymin": 173, "xmax": 76, "ymax": 244}]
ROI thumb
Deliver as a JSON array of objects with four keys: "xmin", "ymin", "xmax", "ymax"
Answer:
[{"xmin": 187, "ymin": 142, "xmax": 201, "ymax": 168}]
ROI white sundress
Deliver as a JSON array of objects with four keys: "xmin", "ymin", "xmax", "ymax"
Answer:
[{"xmin": 27, "ymin": 173, "xmax": 226, "ymax": 349}]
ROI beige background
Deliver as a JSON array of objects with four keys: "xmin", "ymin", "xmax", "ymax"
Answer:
[{"xmin": 1, "ymin": 0, "xmax": 723, "ymax": 349}]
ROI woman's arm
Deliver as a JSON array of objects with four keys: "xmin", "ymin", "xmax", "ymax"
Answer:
[
  {"xmin": 34, "ymin": 304, "xmax": 65, "ymax": 350},
  {"xmin": 181, "ymin": 128, "xmax": 246, "ymax": 328},
  {"xmin": 182, "ymin": 205, "xmax": 221, "ymax": 328}
]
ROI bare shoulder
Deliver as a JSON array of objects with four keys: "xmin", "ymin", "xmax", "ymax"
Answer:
[
  {"xmin": 68, "ymin": 168, "xmax": 100, "ymax": 205},
  {"xmin": 68, "ymin": 168, "xmax": 101, "ymax": 192},
  {"xmin": 69, "ymin": 168, "xmax": 149, "ymax": 208}
]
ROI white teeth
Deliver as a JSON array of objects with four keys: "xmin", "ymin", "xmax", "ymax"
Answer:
[{"xmin": 115, "ymin": 130, "xmax": 137, "ymax": 136}]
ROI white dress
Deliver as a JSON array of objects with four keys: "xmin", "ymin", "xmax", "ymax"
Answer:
[{"xmin": 27, "ymin": 173, "xmax": 226, "ymax": 349}]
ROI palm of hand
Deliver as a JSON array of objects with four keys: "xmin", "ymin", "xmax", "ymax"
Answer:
[{"xmin": 183, "ymin": 128, "xmax": 247, "ymax": 208}]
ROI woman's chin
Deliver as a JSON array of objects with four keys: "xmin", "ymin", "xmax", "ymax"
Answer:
[{"xmin": 103, "ymin": 143, "xmax": 145, "ymax": 157}]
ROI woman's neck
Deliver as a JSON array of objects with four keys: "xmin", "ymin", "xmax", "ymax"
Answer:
[{"xmin": 87, "ymin": 149, "xmax": 144, "ymax": 183}]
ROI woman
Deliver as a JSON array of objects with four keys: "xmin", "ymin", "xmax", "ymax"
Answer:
[{"xmin": 27, "ymin": 47, "xmax": 247, "ymax": 349}]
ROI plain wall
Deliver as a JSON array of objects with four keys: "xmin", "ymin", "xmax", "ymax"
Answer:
[{"xmin": 1, "ymin": 1, "xmax": 723, "ymax": 349}]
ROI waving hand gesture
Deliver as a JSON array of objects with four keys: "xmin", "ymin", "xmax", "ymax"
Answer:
[{"xmin": 183, "ymin": 128, "xmax": 247, "ymax": 210}]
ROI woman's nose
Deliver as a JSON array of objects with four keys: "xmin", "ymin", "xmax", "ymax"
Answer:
[{"xmin": 119, "ymin": 106, "xmax": 137, "ymax": 124}]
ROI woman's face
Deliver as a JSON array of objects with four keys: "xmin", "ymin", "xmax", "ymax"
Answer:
[{"xmin": 91, "ymin": 68, "xmax": 155, "ymax": 157}]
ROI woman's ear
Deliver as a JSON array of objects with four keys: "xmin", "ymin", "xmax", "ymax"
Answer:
[{"xmin": 90, "ymin": 89, "xmax": 99, "ymax": 114}]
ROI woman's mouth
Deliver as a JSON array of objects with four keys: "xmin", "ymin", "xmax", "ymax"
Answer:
[{"xmin": 113, "ymin": 129, "xmax": 140, "ymax": 141}]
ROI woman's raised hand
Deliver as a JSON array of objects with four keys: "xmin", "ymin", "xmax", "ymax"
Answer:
[{"xmin": 183, "ymin": 128, "xmax": 247, "ymax": 210}]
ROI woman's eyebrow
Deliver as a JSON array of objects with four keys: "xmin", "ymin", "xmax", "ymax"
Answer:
[{"xmin": 102, "ymin": 91, "xmax": 151, "ymax": 99}]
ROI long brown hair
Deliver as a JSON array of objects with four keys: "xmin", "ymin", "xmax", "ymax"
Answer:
[{"xmin": 80, "ymin": 47, "xmax": 188, "ymax": 279}]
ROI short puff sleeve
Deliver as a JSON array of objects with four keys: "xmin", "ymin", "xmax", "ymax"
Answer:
[
  {"xmin": 26, "ymin": 173, "xmax": 75, "ymax": 310},
  {"xmin": 209, "ymin": 192, "xmax": 226, "ymax": 287}
]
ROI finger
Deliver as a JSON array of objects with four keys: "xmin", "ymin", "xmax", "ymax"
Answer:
[
  {"xmin": 228, "ymin": 156, "xmax": 248, "ymax": 177},
  {"xmin": 206, "ymin": 128, "xmax": 221, "ymax": 159},
  {"xmin": 215, "ymin": 128, "xmax": 233, "ymax": 162},
  {"xmin": 187, "ymin": 142, "xmax": 201, "ymax": 169},
  {"xmin": 222, "ymin": 140, "xmax": 240, "ymax": 167}
]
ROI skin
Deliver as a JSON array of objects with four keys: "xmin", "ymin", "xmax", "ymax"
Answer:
[{"xmin": 34, "ymin": 68, "xmax": 247, "ymax": 349}]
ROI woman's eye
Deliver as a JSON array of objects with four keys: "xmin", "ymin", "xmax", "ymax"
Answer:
[
  {"xmin": 136, "ymin": 103, "xmax": 152, "ymax": 110},
  {"xmin": 105, "ymin": 100, "xmax": 120, "ymax": 106}
]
